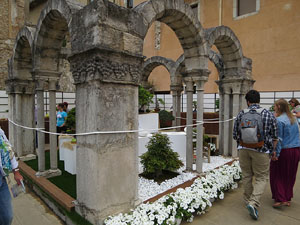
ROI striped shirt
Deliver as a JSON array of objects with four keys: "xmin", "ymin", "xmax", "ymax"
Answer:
[{"xmin": 233, "ymin": 104, "xmax": 278, "ymax": 153}]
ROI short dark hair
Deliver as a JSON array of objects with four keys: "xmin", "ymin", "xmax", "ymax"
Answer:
[
  {"xmin": 245, "ymin": 90, "xmax": 260, "ymax": 104},
  {"xmin": 63, "ymin": 102, "xmax": 68, "ymax": 107},
  {"xmin": 58, "ymin": 103, "xmax": 64, "ymax": 108}
]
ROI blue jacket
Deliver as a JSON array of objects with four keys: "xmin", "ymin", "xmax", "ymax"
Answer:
[{"xmin": 275, "ymin": 113, "xmax": 300, "ymax": 156}]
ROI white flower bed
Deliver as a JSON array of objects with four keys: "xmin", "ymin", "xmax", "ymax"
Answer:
[
  {"xmin": 105, "ymin": 161, "xmax": 242, "ymax": 225},
  {"xmin": 139, "ymin": 156, "xmax": 233, "ymax": 201}
]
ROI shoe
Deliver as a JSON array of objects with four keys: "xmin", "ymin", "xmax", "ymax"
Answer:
[
  {"xmin": 247, "ymin": 204, "xmax": 259, "ymax": 220},
  {"xmin": 273, "ymin": 202, "xmax": 283, "ymax": 208},
  {"xmin": 283, "ymin": 201, "xmax": 291, "ymax": 207}
]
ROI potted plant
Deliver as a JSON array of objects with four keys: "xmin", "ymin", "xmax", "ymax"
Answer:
[
  {"xmin": 140, "ymin": 133, "xmax": 183, "ymax": 180},
  {"xmin": 139, "ymin": 86, "xmax": 153, "ymax": 113},
  {"xmin": 158, "ymin": 110, "xmax": 174, "ymax": 128}
]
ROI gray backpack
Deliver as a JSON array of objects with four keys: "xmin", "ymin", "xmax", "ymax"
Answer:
[{"xmin": 239, "ymin": 108, "xmax": 264, "ymax": 148}]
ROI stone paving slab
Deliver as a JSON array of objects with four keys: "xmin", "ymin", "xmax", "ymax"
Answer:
[
  {"xmin": 184, "ymin": 170, "xmax": 300, "ymax": 225},
  {"xmin": 7, "ymin": 174, "xmax": 63, "ymax": 225}
]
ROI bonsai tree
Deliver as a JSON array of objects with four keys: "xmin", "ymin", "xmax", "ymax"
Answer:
[
  {"xmin": 159, "ymin": 110, "xmax": 175, "ymax": 128},
  {"xmin": 139, "ymin": 86, "xmax": 153, "ymax": 112},
  {"xmin": 65, "ymin": 107, "xmax": 76, "ymax": 134},
  {"xmin": 140, "ymin": 133, "xmax": 183, "ymax": 177}
]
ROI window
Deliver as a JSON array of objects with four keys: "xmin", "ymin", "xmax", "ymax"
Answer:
[{"xmin": 233, "ymin": 0, "xmax": 260, "ymax": 19}]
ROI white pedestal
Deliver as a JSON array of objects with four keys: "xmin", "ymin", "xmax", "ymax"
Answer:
[
  {"xmin": 58, "ymin": 135, "xmax": 73, "ymax": 161},
  {"xmin": 138, "ymin": 113, "xmax": 159, "ymax": 133},
  {"xmin": 64, "ymin": 142, "xmax": 76, "ymax": 175}
]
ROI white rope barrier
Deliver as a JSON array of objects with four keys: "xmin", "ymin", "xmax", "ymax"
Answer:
[
  {"xmin": 176, "ymin": 117, "xmax": 220, "ymax": 121},
  {"xmin": 7, "ymin": 116, "xmax": 236, "ymax": 136}
]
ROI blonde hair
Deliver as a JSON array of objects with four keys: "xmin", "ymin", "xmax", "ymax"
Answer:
[{"xmin": 275, "ymin": 99, "xmax": 296, "ymax": 124}]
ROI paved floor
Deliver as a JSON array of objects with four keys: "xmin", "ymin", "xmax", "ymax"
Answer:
[
  {"xmin": 8, "ymin": 167, "xmax": 300, "ymax": 225},
  {"xmin": 183, "ymin": 170, "xmax": 300, "ymax": 225},
  {"xmin": 8, "ymin": 174, "xmax": 63, "ymax": 225}
]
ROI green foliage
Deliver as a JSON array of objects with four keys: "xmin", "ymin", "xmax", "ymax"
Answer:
[
  {"xmin": 269, "ymin": 104, "xmax": 275, "ymax": 112},
  {"xmin": 159, "ymin": 110, "xmax": 175, "ymax": 128},
  {"xmin": 65, "ymin": 108, "xmax": 76, "ymax": 133},
  {"xmin": 140, "ymin": 133, "xmax": 183, "ymax": 177},
  {"xmin": 215, "ymin": 99, "xmax": 219, "ymax": 111},
  {"xmin": 193, "ymin": 101, "xmax": 197, "ymax": 111},
  {"xmin": 139, "ymin": 86, "xmax": 154, "ymax": 112}
]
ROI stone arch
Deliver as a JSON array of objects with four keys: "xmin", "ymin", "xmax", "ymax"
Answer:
[
  {"xmin": 134, "ymin": 0, "xmax": 208, "ymax": 72},
  {"xmin": 11, "ymin": 26, "xmax": 35, "ymax": 80},
  {"xmin": 142, "ymin": 56, "xmax": 176, "ymax": 86},
  {"xmin": 205, "ymin": 26, "xmax": 244, "ymax": 73},
  {"xmin": 33, "ymin": 0, "xmax": 81, "ymax": 72}
]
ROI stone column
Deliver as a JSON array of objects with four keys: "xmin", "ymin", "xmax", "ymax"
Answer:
[
  {"xmin": 15, "ymin": 93, "xmax": 22, "ymax": 157},
  {"xmin": 195, "ymin": 79, "xmax": 207, "ymax": 173},
  {"xmin": 49, "ymin": 79, "xmax": 58, "ymax": 170},
  {"xmin": 21, "ymin": 82, "xmax": 36, "ymax": 158},
  {"xmin": 170, "ymin": 85, "xmax": 183, "ymax": 128},
  {"xmin": 231, "ymin": 83, "xmax": 241, "ymax": 157},
  {"xmin": 183, "ymin": 78, "xmax": 194, "ymax": 171},
  {"xmin": 176, "ymin": 90, "xmax": 182, "ymax": 130},
  {"xmin": 36, "ymin": 80, "xmax": 45, "ymax": 173},
  {"xmin": 70, "ymin": 50, "xmax": 142, "ymax": 223},
  {"xmin": 8, "ymin": 94, "xmax": 16, "ymax": 149},
  {"xmin": 171, "ymin": 90, "xmax": 178, "ymax": 127},
  {"xmin": 218, "ymin": 92, "xmax": 224, "ymax": 155},
  {"xmin": 223, "ymin": 88, "xmax": 231, "ymax": 156}
]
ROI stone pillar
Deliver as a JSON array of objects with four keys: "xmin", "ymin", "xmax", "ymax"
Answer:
[
  {"xmin": 223, "ymin": 89, "xmax": 231, "ymax": 156},
  {"xmin": 49, "ymin": 79, "xmax": 58, "ymax": 170},
  {"xmin": 36, "ymin": 80, "xmax": 45, "ymax": 173},
  {"xmin": 70, "ymin": 50, "xmax": 142, "ymax": 223},
  {"xmin": 195, "ymin": 79, "xmax": 207, "ymax": 173},
  {"xmin": 21, "ymin": 82, "xmax": 36, "ymax": 158},
  {"xmin": 8, "ymin": 94, "xmax": 16, "ymax": 149},
  {"xmin": 176, "ymin": 90, "xmax": 182, "ymax": 130},
  {"xmin": 231, "ymin": 84, "xmax": 241, "ymax": 157},
  {"xmin": 6, "ymin": 80, "xmax": 35, "ymax": 158},
  {"xmin": 171, "ymin": 90, "xmax": 178, "ymax": 127},
  {"xmin": 15, "ymin": 93, "xmax": 22, "ymax": 157},
  {"xmin": 183, "ymin": 78, "xmax": 194, "ymax": 171},
  {"xmin": 218, "ymin": 92, "xmax": 224, "ymax": 155},
  {"xmin": 170, "ymin": 85, "xmax": 183, "ymax": 128}
]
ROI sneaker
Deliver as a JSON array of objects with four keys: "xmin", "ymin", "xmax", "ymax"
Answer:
[{"xmin": 247, "ymin": 204, "xmax": 259, "ymax": 220}]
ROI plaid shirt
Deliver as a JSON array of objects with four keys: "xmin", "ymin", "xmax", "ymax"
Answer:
[{"xmin": 233, "ymin": 104, "xmax": 278, "ymax": 153}]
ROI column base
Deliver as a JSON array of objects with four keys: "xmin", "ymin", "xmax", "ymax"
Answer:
[
  {"xmin": 19, "ymin": 154, "xmax": 36, "ymax": 162},
  {"xmin": 36, "ymin": 169, "xmax": 62, "ymax": 178},
  {"xmin": 75, "ymin": 200, "xmax": 135, "ymax": 225}
]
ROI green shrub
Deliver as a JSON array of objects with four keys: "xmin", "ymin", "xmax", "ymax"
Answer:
[
  {"xmin": 158, "ymin": 110, "xmax": 174, "ymax": 128},
  {"xmin": 66, "ymin": 107, "xmax": 76, "ymax": 133},
  {"xmin": 140, "ymin": 133, "xmax": 183, "ymax": 177},
  {"xmin": 139, "ymin": 86, "xmax": 153, "ymax": 112}
]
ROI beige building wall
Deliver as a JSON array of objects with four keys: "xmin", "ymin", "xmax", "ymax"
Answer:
[{"xmin": 137, "ymin": 0, "xmax": 300, "ymax": 93}]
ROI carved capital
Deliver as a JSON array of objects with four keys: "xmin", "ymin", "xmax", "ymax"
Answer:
[
  {"xmin": 69, "ymin": 49, "xmax": 143, "ymax": 86},
  {"xmin": 170, "ymin": 85, "xmax": 183, "ymax": 93},
  {"xmin": 5, "ymin": 79, "xmax": 35, "ymax": 95}
]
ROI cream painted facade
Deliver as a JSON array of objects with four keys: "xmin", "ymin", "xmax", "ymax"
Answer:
[{"xmin": 138, "ymin": 0, "xmax": 300, "ymax": 93}]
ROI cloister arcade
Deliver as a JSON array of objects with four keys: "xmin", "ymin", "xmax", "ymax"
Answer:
[{"xmin": 7, "ymin": 0, "xmax": 254, "ymax": 223}]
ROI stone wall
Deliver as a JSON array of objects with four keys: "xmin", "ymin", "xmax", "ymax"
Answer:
[{"xmin": 0, "ymin": 0, "xmax": 25, "ymax": 90}]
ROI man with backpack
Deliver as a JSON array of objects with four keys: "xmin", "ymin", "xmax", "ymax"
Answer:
[{"xmin": 233, "ymin": 90, "xmax": 278, "ymax": 220}]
